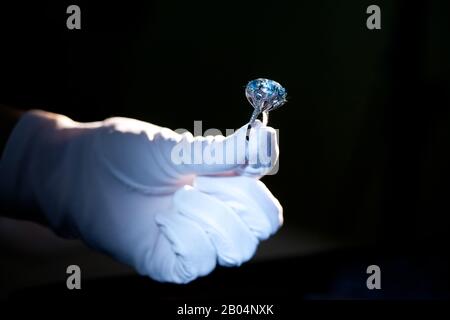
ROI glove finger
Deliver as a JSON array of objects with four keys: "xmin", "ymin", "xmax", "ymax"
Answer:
[
  {"xmin": 174, "ymin": 185, "xmax": 258, "ymax": 267},
  {"xmin": 146, "ymin": 211, "xmax": 217, "ymax": 284},
  {"xmin": 194, "ymin": 176, "xmax": 283, "ymax": 240},
  {"xmin": 237, "ymin": 125, "xmax": 279, "ymax": 177},
  {"xmin": 171, "ymin": 120, "xmax": 277, "ymax": 177}
]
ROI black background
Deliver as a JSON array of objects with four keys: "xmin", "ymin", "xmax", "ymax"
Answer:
[{"xmin": 1, "ymin": 0, "xmax": 450, "ymax": 302}]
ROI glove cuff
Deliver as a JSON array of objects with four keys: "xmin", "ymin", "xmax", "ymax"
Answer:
[
  {"xmin": 0, "ymin": 110, "xmax": 92, "ymax": 236},
  {"xmin": 1, "ymin": 110, "xmax": 56, "ymax": 216}
]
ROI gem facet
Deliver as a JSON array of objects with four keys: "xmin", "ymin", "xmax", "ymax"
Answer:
[{"xmin": 245, "ymin": 78, "xmax": 287, "ymax": 114}]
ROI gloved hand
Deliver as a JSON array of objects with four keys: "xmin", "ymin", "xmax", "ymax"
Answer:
[{"xmin": 0, "ymin": 110, "xmax": 282, "ymax": 283}]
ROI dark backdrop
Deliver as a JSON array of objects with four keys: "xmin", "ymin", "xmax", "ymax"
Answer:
[{"xmin": 1, "ymin": 0, "xmax": 450, "ymax": 300}]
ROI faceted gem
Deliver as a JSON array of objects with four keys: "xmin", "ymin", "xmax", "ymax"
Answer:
[{"xmin": 245, "ymin": 78, "xmax": 287, "ymax": 113}]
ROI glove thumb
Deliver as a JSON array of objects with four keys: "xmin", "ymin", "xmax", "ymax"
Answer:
[{"xmin": 171, "ymin": 120, "xmax": 278, "ymax": 177}]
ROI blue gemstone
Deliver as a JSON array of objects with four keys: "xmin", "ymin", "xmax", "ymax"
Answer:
[{"xmin": 245, "ymin": 78, "xmax": 287, "ymax": 112}]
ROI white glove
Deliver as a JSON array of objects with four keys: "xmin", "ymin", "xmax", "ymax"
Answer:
[{"xmin": 0, "ymin": 110, "xmax": 283, "ymax": 283}]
